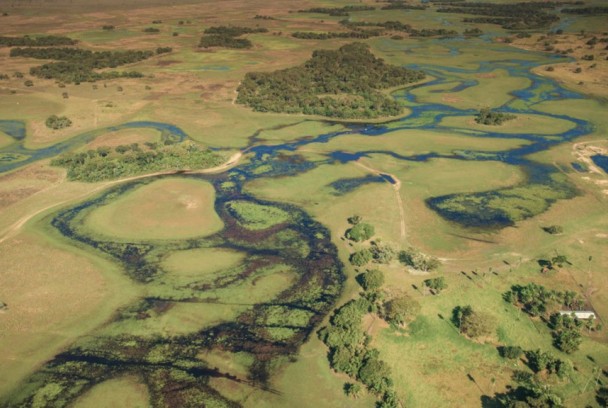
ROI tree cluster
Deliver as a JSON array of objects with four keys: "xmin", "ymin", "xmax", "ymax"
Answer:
[
  {"xmin": 237, "ymin": 43, "xmax": 425, "ymax": 119},
  {"xmin": 0, "ymin": 35, "xmax": 77, "ymax": 47},
  {"xmin": 292, "ymin": 30, "xmax": 383, "ymax": 40},
  {"xmin": 398, "ymin": 247, "xmax": 441, "ymax": 272},
  {"xmin": 504, "ymin": 283, "xmax": 584, "ymax": 317},
  {"xmin": 561, "ymin": 6, "xmax": 608, "ymax": 15},
  {"xmin": 384, "ymin": 296, "xmax": 420, "ymax": 326},
  {"xmin": 298, "ymin": 6, "xmax": 375, "ymax": 17},
  {"xmin": 340, "ymin": 20, "xmax": 458, "ymax": 38},
  {"xmin": 199, "ymin": 26, "xmax": 268, "ymax": 49},
  {"xmin": 452, "ymin": 305, "xmax": 494, "ymax": 338},
  {"xmin": 504, "ymin": 283, "xmax": 597, "ymax": 353},
  {"xmin": 45, "ymin": 115, "xmax": 72, "ymax": 130},
  {"xmin": 345, "ymin": 222, "xmax": 375, "ymax": 242},
  {"xmin": 475, "ymin": 107, "xmax": 516, "ymax": 125},
  {"xmin": 381, "ymin": 2, "xmax": 427, "ymax": 11},
  {"xmin": 436, "ymin": 2, "xmax": 570, "ymax": 30},
  {"xmin": 51, "ymin": 141, "xmax": 223, "ymax": 182},
  {"xmin": 10, "ymin": 47, "xmax": 152, "ymax": 83}
]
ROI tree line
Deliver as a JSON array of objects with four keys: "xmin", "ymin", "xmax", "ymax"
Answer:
[
  {"xmin": 436, "ymin": 2, "xmax": 577, "ymax": 30},
  {"xmin": 0, "ymin": 35, "xmax": 77, "ymax": 47},
  {"xmin": 298, "ymin": 5, "xmax": 376, "ymax": 17},
  {"xmin": 199, "ymin": 26, "xmax": 268, "ymax": 49},
  {"xmin": 10, "ymin": 47, "xmax": 156, "ymax": 83},
  {"xmin": 236, "ymin": 43, "xmax": 425, "ymax": 119},
  {"xmin": 51, "ymin": 141, "xmax": 224, "ymax": 182}
]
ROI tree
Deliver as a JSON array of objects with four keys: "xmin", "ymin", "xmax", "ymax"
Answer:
[
  {"xmin": 542, "ymin": 225, "xmax": 563, "ymax": 234},
  {"xmin": 348, "ymin": 215, "xmax": 362, "ymax": 225},
  {"xmin": 424, "ymin": 277, "xmax": 447, "ymax": 294},
  {"xmin": 350, "ymin": 249, "xmax": 372, "ymax": 267},
  {"xmin": 358, "ymin": 357, "xmax": 392, "ymax": 395},
  {"xmin": 452, "ymin": 305, "xmax": 494, "ymax": 338},
  {"xmin": 398, "ymin": 247, "xmax": 441, "ymax": 271},
  {"xmin": 344, "ymin": 382, "xmax": 361, "ymax": 398},
  {"xmin": 357, "ymin": 269, "xmax": 384, "ymax": 292},
  {"xmin": 345, "ymin": 222, "xmax": 375, "ymax": 242},
  {"xmin": 383, "ymin": 296, "xmax": 420, "ymax": 326},
  {"xmin": 553, "ymin": 329, "xmax": 582, "ymax": 354},
  {"xmin": 499, "ymin": 345, "xmax": 523, "ymax": 360}
]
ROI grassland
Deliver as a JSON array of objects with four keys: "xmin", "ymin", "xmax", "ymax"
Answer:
[
  {"xmin": 1, "ymin": 0, "xmax": 608, "ymax": 407},
  {"xmin": 82, "ymin": 177, "xmax": 223, "ymax": 240}
]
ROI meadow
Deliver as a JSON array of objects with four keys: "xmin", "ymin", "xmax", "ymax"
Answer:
[{"xmin": 1, "ymin": 0, "xmax": 608, "ymax": 407}]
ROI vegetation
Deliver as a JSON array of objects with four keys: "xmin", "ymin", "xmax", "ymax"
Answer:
[
  {"xmin": 319, "ymin": 295, "xmax": 400, "ymax": 405},
  {"xmin": 237, "ymin": 43, "xmax": 425, "ymax": 119},
  {"xmin": 475, "ymin": 108, "xmax": 516, "ymax": 125},
  {"xmin": 383, "ymin": 295, "xmax": 420, "ymax": 326},
  {"xmin": 10, "ymin": 47, "xmax": 152, "ymax": 83},
  {"xmin": 199, "ymin": 26, "xmax": 267, "ymax": 49},
  {"xmin": 350, "ymin": 248, "xmax": 373, "ymax": 267},
  {"xmin": 298, "ymin": 6, "xmax": 375, "ymax": 17},
  {"xmin": 423, "ymin": 277, "xmax": 447, "ymax": 294},
  {"xmin": 452, "ymin": 305, "xmax": 494, "ymax": 338},
  {"xmin": 436, "ymin": 2, "xmax": 568, "ymax": 30},
  {"xmin": 50, "ymin": 141, "xmax": 223, "ymax": 182},
  {"xmin": 340, "ymin": 20, "xmax": 458, "ymax": 38},
  {"xmin": 562, "ymin": 6, "xmax": 608, "ymax": 15},
  {"xmin": 504, "ymin": 283, "xmax": 584, "ymax": 317},
  {"xmin": 398, "ymin": 247, "xmax": 441, "ymax": 272},
  {"xmin": 542, "ymin": 225, "xmax": 563, "ymax": 234},
  {"xmin": 0, "ymin": 35, "xmax": 77, "ymax": 47},
  {"xmin": 45, "ymin": 115, "xmax": 72, "ymax": 130},
  {"xmin": 225, "ymin": 200, "xmax": 291, "ymax": 230},
  {"xmin": 357, "ymin": 269, "xmax": 385, "ymax": 292},
  {"xmin": 498, "ymin": 345, "xmax": 523, "ymax": 360},
  {"xmin": 345, "ymin": 222, "xmax": 375, "ymax": 242}
]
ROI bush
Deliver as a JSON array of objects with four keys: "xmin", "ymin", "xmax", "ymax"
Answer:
[
  {"xmin": 350, "ymin": 249, "xmax": 373, "ymax": 267},
  {"xmin": 383, "ymin": 296, "xmax": 420, "ymax": 326},
  {"xmin": 423, "ymin": 277, "xmax": 447, "ymax": 294},
  {"xmin": 357, "ymin": 269, "xmax": 384, "ymax": 292},
  {"xmin": 45, "ymin": 115, "xmax": 72, "ymax": 130},
  {"xmin": 452, "ymin": 305, "xmax": 494, "ymax": 338},
  {"xmin": 345, "ymin": 222, "xmax": 375, "ymax": 242},
  {"xmin": 398, "ymin": 247, "xmax": 440, "ymax": 271},
  {"xmin": 499, "ymin": 345, "xmax": 523, "ymax": 359},
  {"xmin": 475, "ymin": 108, "xmax": 516, "ymax": 125},
  {"xmin": 542, "ymin": 225, "xmax": 563, "ymax": 234}
]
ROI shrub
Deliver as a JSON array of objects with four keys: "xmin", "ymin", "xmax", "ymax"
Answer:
[
  {"xmin": 383, "ymin": 296, "xmax": 420, "ymax": 326},
  {"xmin": 350, "ymin": 249, "xmax": 373, "ymax": 267},
  {"xmin": 345, "ymin": 222, "xmax": 375, "ymax": 242},
  {"xmin": 45, "ymin": 115, "xmax": 72, "ymax": 129}
]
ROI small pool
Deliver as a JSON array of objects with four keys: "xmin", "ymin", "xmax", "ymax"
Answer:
[{"xmin": 591, "ymin": 155, "xmax": 608, "ymax": 173}]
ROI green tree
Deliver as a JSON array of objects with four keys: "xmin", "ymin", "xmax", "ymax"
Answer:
[
  {"xmin": 357, "ymin": 269, "xmax": 384, "ymax": 292},
  {"xmin": 553, "ymin": 329, "xmax": 582, "ymax": 354},
  {"xmin": 350, "ymin": 249, "xmax": 373, "ymax": 267},
  {"xmin": 452, "ymin": 305, "xmax": 494, "ymax": 338},
  {"xmin": 343, "ymin": 382, "xmax": 362, "ymax": 398},
  {"xmin": 345, "ymin": 222, "xmax": 375, "ymax": 242},
  {"xmin": 383, "ymin": 296, "xmax": 420, "ymax": 326}
]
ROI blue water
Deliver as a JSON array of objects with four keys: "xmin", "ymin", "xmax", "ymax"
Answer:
[
  {"xmin": 0, "ymin": 39, "xmax": 599, "ymax": 226},
  {"xmin": 592, "ymin": 155, "xmax": 608, "ymax": 173}
]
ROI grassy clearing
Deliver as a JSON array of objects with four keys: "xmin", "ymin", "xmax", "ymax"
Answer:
[
  {"xmin": 161, "ymin": 247, "xmax": 246, "ymax": 280},
  {"xmin": 439, "ymin": 113, "xmax": 576, "ymax": 135},
  {"xmin": 71, "ymin": 376, "xmax": 149, "ymax": 408},
  {"xmin": 225, "ymin": 200, "xmax": 291, "ymax": 230},
  {"xmin": 0, "ymin": 131, "xmax": 15, "ymax": 148},
  {"xmin": 83, "ymin": 178, "xmax": 223, "ymax": 240},
  {"xmin": 306, "ymin": 129, "xmax": 532, "ymax": 157}
]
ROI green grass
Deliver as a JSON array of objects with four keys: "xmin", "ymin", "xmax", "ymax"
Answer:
[
  {"xmin": 161, "ymin": 247, "xmax": 246, "ymax": 282},
  {"xmin": 71, "ymin": 376, "xmax": 149, "ymax": 408},
  {"xmin": 225, "ymin": 200, "xmax": 291, "ymax": 230},
  {"xmin": 82, "ymin": 178, "xmax": 223, "ymax": 240},
  {"xmin": 0, "ymin": 131, "xmax": 14, "ymax": 148}
]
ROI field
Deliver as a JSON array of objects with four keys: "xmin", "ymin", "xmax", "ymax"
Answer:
[{"xmin": 1, "ymin": 0, "xmax": 608, "ymax": 407}]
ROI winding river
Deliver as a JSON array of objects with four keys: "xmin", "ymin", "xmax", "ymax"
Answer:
[{"xmin": 0, "ymin": 38, "xmax": 601, "ymax": 406}]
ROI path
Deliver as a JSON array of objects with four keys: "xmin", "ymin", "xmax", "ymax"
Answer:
[
  {"xmin": 352, "ymin": 159, "xmax": 406, "ymax": 242},
  {"xmin": 0, "ymin": 151, "xmax": 244, "ymax": 245}
]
